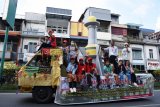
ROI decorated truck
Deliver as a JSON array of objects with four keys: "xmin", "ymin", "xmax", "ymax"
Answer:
[
  {"xmin": 18, "ymin": 16, "xmax": 154, "ymax": 105},
  {"xmin": 18, "ymin": 47, "xmax": 154, "ymax": 105}
]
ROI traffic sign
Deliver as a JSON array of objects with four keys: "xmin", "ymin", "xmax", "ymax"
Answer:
[{"xmin": 2, "ymin": 0, "xmax": 18, "ymax": 29}]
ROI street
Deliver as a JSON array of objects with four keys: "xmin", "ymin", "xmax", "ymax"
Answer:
[{"xmin": 0, "ymin": 90, "xmax": 160, "ymax": 107}]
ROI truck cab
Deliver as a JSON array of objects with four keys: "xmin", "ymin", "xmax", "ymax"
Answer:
[{"xmin": 18, "ymin": 48, "xmax": 62, "ymax": 103}]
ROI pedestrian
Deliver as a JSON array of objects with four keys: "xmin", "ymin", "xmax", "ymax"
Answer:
[{"xmin": 104, "ymin": 40, "xmax": 119, "ymax": 74}]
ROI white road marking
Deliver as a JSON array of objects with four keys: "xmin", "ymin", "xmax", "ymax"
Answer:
[
  {"xmin": 154, "ymin": 90, "xmax": 160, "ymax": 92},
  {"xmin": 125, "ymin": 104, "xmax": 160, "ymax": 107}
]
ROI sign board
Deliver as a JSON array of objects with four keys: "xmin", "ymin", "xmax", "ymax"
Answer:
[
  {"xmin": 147, "ymin": 61, "xmax": 160, "ymax": 70},
  {"xmin": 2, "ymin": 0, "xmax": 18, "ymax": 29}
]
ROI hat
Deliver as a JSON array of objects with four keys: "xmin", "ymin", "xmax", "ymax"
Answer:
[
  {"xmin": 118, "ymin": 58, "xmax": 123, "ymax": 61},
  {"xmin": 63, "ymin": 40, "xmax": 67, "ymax": 43},
  {"xmin": 44, "ymin": 32, "xmax": 50, "ymax": 37},
  {"xmin": 48, "ymin": 30, "xmax": 54, "ymax": 36},
  {"xmin": 88, "ymin": 57, "xmax": 92, "ymax": 61},
  {"xmin": 124, "ymin": 42, "xmax": 129, "ymax": 46},
  {"xmin": 71, "ymin": 41, "xmax": 74, "ymax": 45},
  {"xmin": 79, "ymin": 58, "xmax": 83, "ymax": 61}
]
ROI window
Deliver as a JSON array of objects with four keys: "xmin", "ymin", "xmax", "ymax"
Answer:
[
  {"xmin": 12, "ymin": 43, "xmax": 18, "ymax": 52},
  {"xmin": 28, "ymin": 42, "xmax": 37, "ymax": 53},
  {"xmin": 149, "ymin": 49, "xmax": 153, "ymax": 59},
  {"xmin": 132, "ymin": 49, "xmax": 142, "ymax": 60},
  {"xmin": 49, "ymin": 26, "xmax": 68, "ymax": 34},
  {"xmin": 24, "ymin": 45, "xmax": 28, "ymax": 49},
  {"xmin": 132, "ymin": 65, "xmax": 145, "ymax": 72},
  {"xmin": 6, "ymin": 43, "xmax": 12, "ymax": 51}
]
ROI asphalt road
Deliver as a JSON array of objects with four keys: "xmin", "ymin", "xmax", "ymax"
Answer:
[{"xmin": 0, "ymin": 90, "xmax": 160, "ymax": 107}]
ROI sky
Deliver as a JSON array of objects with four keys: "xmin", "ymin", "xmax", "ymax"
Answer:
[{"xmin": 0, "ymin": 0, "xmax": 160, "ymax": 31}]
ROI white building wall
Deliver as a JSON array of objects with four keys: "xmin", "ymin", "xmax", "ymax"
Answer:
[
  {"xmin": 23, "ymin": 22, "xmax": 45, "ymax": 32},
  {"xmin": 22, "ymin": 38, "xmax": 40, "ymax": 53},
  {"xmin": 144, "ymin": 45, "xmax": 158, "ymax": 60},
  {"xmin": 130, "ymin": 44, "xmax": 145, "ymax": 65},
  {"xmin": 0, "ymin": 42, "xmax": 4, "ymax": 51}
]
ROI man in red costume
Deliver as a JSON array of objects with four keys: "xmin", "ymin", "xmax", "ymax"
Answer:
[
  {"xmin": 85, "ymin": 57, "xmax": 100, "ymax": 89},
  {"xmin": 77, "ymin": 58, "xmax": 86, "ymax": 82},
  {"xmin": 38, "ymin": 30, "xmax": 57, "ymax": 51},
  {"xmin": 48, "ymin": 30, "xmax": 57, "ymax": 48}
]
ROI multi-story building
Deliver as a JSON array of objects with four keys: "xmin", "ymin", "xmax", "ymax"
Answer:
[
  {"xmin": 0, "ymin": 6, "xmax": 159, "ymax": 72},
  {"xmin": 46, "ymin": 7, "xmax": 72, "ymax": 46},
  {"xmin": 74, "ymin": 7, "xmax": 159, "ymax": 72},
  {"xmin": 145, "ymin": 30, "xmax": 160, "ymax": 71},
  {"xmin": 78, "ymin": 7, "xmax": 112, "ymax": 46},
  {"xmin": 20, "ymin": 12, "xmax": 45, "ymax": 62},
  {"xmin": 0, "ymin": 14, "xmax": 24, "ymax": 61}
]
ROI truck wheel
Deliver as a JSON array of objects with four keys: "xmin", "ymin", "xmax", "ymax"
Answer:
[{"xmin": 32, "ymin": 87, "xmax": 53, "ymax": 103}]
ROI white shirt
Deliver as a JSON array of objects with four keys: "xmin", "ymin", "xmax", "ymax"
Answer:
[
  {"xmin": 104, "ymin": 46, "xmax": 118, "ymax": 57},
  {"xmin": 122, "ymin": 47, "xmax": 131, "ymax": 60}
]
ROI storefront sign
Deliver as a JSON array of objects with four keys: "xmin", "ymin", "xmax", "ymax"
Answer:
[{"xmin": 147, "ymin": 61, "xmax": 160, "ymax": 70}]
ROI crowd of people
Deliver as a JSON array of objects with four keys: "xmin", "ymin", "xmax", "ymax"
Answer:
[{"xmin": 38, "ymin": 30, "xmax": 138, "ymax": 93}]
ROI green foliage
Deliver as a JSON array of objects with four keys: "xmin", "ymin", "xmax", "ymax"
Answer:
[
  {"xmin": 0, "ymin": 84, "xmax": 17, "ymax": 91},
  {"xmin": 1, "ymin": 61, "xmax": 21, "ymax": 85},
  {"xmin": 153, "ymin": 70, "xmax": 160, "ymax": 76},
  {"xmin": 133, "ymin": 68, "xmax": 140, "ymax": 73}
]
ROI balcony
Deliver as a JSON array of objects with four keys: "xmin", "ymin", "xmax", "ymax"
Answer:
[
  {"xmin": 22, "ymin": 31, "xmax": 45, "ymax": 37},
  {"xmin": 54, "ymin": 32, "xmax": 70, "ymax": 38},
  {"xmin": 97, "ymin": 32, "xmax": 111, "ymax": 40},
  {"xmin": 143, "ymin": 39, "xmax": 158, "ymax": 43},
  {"xmin": 126, "ymin": 36, "xmax": 143, "ymax": 43},
  {"xmin": 111, "ymin": 34, "xmax": 124, "ymax": 41}
]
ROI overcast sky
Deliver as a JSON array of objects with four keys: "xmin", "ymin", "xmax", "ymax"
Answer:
[{"xmin": 0, "ymin": 0, "xmax": 160, "ymax": 31}]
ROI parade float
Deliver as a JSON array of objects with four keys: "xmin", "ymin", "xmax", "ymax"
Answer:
[{"xmin": 18, "ymin": 16, "xmax": 154, "ymax": 105}]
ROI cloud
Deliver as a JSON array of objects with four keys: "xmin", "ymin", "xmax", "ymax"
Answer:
[
  {"xmin": 133, "ymin": 4, "xmax": 150, "ymax": 16},
  {"xmin": 155, "ymin": 16, "xmax": 160, "ymax": 31},
  {"xmin": 132, "ymin": 0, "xmax": 155, "ymax": 17}
]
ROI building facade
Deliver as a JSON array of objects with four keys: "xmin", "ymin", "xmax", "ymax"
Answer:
[
  {"xmin": 0, "ymin": 6, "xmax": 160, "ymax": 72},
  {"xmin": 0, "ymin": 15, "xmax": 23, "ymax": 61},
  {"xmin": 46, "ymin": 7, "xmax": 72, "ymax": 46},
  {"xmin": 19, "ymin": 12, "xmax": 45, "ymax": 62}
]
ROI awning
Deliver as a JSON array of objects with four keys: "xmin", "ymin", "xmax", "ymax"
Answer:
[
  {"xmin": 55, "ymin": 33, "xmax": 70, "ymax": 38},
  {"xmin": 70, "ymin": 36, "xmax": 88, "ymax": 40},
  {"xmin": 0, "ymin": 30, "xmax": 21, "ymax": 36}
]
